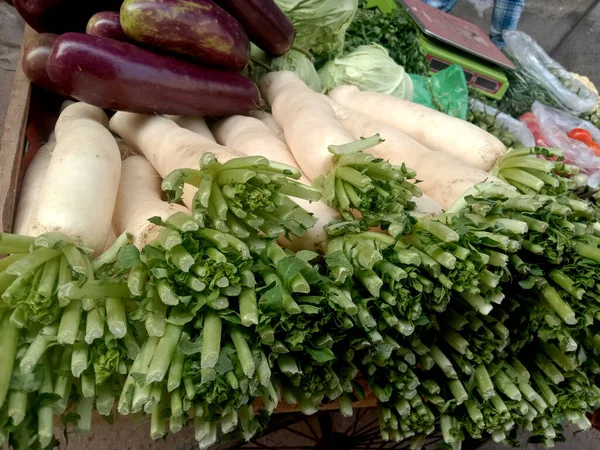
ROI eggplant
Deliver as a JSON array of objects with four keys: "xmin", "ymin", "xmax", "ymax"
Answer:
[
  {"xmin": 86, "ymin": 11, "xmax": 129, "ymax": 42},
  {"xmin": 214, "ymin": 0, "xmax": 295, "ymax": 56},
  {"xmin": 47, "ymin": 33, "xmax": 259, "ymax": 116},
  {"xmin": 21, "ymin": 32, "xmax": 70, "ymax": 96},
  {"xmin": 14, "ymin": 0, "xmax": 123, "ymax": 33},
  {"xmin": 120, "ymin": 0, "xmax": 250, "ymax": 71}
]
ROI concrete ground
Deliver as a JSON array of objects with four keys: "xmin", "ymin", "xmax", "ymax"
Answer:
[{"xmin": 1, "ymin": 0, "xmax": 600, "ymax": 449}]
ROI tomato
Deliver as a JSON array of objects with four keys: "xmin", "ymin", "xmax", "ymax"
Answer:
[
  {"xmin": 588, "ymin": 142, "xmax": 600, "ymax": 157},
  {"xmin": 568, "ymin": 128, "xmax": 594, "ymax": 145}
]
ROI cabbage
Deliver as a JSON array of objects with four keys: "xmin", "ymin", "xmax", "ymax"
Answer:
[
  {"xmin": 271, "ymin": 49, "xmax": 323, "ymax": 92},
  {"xmin": 275, "ymin": 0, "xmax": 358, "ymax": 56},
  {"xmin": 319, "ymin": 44, "xmax": 414, "ymax": 100}
]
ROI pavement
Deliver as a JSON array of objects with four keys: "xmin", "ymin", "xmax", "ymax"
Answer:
[{"xmin": 1, "ymin": 0, "xmax": 600, "ymax": 449}]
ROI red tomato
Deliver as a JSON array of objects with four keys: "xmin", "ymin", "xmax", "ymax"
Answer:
[
  {"xmin": 568, "ymin": 128, "xmax": 594, "ymax": 145},
  {"xmin": 588, "ymin": 142, "xmax": 600, "ymax": 157}
]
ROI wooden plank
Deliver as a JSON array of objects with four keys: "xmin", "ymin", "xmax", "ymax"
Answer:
[{"xmin": 0, "ymin": 25, "xmax": 34, "ymax": 233}]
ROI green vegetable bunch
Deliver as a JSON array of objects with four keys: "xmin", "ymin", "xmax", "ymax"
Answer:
[{"xmin": 344, "ymin": 1, "xmax": 429, "ymax": 76}]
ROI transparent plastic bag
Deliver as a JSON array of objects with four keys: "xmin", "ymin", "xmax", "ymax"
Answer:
[
  {"xmin": 503, "ymin": 31, "xmax": 597, "ymax": 116},
  {"xmin": 469, "ymin": 99, "xmax": 535, "ymax": 147},
  {"xmin": 532, "ymin": 101, "xmax": 600, "ymax": 175}
]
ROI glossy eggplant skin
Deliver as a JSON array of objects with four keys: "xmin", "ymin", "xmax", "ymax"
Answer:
[
  {"xmin": 120, "ymin": 0, "xmax": 250, "ymax": 71},
  {"xmin": 21, "ymin": 32, "xmax": 70, "ymax": 96},
  {"xmin": 86, "ymin": 11, "xmax": 129, "ymax": 41},
  {"xmin": 47, "ymin": 33, "xmax": 259, "ymax": 116},
  {"xmin": 214, "ymin": 0, "xmax": 295, "ymax": 56},
  {"xmin": 13, "ymin": 0, "xmax": 123, "ymax": 33}
]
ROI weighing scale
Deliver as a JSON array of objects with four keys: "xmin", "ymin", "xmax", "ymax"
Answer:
[{"xmin": 366, "ymin": 0, "xmax": 515, "ymax": 100}]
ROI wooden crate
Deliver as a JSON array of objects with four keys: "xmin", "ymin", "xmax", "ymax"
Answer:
[{"xmin": 0, "ymin": 26, "xmax": 32, "ymax": 233}]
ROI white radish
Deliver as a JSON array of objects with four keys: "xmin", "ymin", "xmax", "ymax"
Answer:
[
  {"xmin": 113, "ymin": 156, "xmax": 190, "ymax": 248},
  {"xmin": 210, "ymin": 115, "xmax": 341, "ymax": 254},
  {"xmin": 249, "ymin": 110, "xmax": 285, "ymax": 142},
  {"xmin": 413, "ymin": 194, "xmax": 444, "ymax": 217},
  {"xmin": 13, "ymin": 142, "xmax": 56, "ymax": 235},
  {"xmin": 28, "ymin": 102, "xmax": 121, "ymax": 254},
  {"xmin": 172, "ymin": 116, "xmax": 216, "ymax": 142},
  {"xmin": 329, "ymin": 85, "xmax": 506, "ymax": 171},
  {"xmin": 259, "ymin": 71, "xmax": 355, "ymax": 181},
  {"xmin": 210, "ymin": 115, "xmax": 299, "ymax": 169},
  {"xmin": 109, "ymin": 112, "xmax": 244, "ymax": 209},
  {"xmin": 328, "ymin": 100, "xmax": 503, "ymax": 208}
]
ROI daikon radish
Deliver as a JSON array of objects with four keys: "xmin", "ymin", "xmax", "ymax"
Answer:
[
  {"xmin": 259, "ymin": 71, "xmax": 355, "ymax": 181},
  {"xmin": 328, "ymin": 100, "xmax": 503, "ymax": 208},
  {"xmin": 173, "ymin": 116, "xmax": 216, "ymax": 142},
  {"xmin": 413, "ymin": 194, "xmax": 444, "ymax": 217},
  {"xmin": 28, "ymin": 102, "xmax": 121, "ymax": 254},
  {"xmin": 249, "ymin": 110, "xmax": 285, "ymax": 141},
  {"xmin": 109, "ymin": 112, "xmax": 244, "ymax": 208},
  {"xmin": 210, "ymin": 115, "xmax": 298, "ymax": 168},
  {"xmin": 210, "ymin": 115, "xmax": 340, "ymax": 253},
  {"xmin": 113, "ymin": 156, "xmax": 191, "ymax": 248},
  {"xmin": 13, "ymin": 141, "xmax": 56, "ymax": 235},
  {"xmin": 329, "ymin": 85, "xmax": 506, "ymax": 171}
]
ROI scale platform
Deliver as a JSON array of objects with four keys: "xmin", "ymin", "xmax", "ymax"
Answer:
[{"xmin": 367, "ymin": 0, "xmax": 515, "ymax": 100}]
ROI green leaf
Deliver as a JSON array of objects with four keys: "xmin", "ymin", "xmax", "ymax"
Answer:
[
  {"xmin": 325, "ymin": 251, "xmax": 353, "ymax": 272},
  {"xmin": 277, "ymin": 256, "xmax": 308, "ymax": 286},
  {"xmin": 116, "ymin": 245, "xmax": 142, "ymax": 270},
  {"xmin": 296, "ymin": 250, "xmax": 319, "ymax": 263},
  {"xmin": 215, "ymin": 347, "xmax": 236, "ymax": 375},
  {"xmin": 259, "ymin": 284, "xmax": 284, "ymax": 314},
  {"xmin": 306, "ymin": 347, "xmax": 335, "ymax": 363},
  {"xmin": 178, "ymin": 334, "xmax": 202, "ymax": 356},
  {"xmin": 414, "ymin": 315, "xmax": 430, "ymax": 326},
  {"xmin": 150, "ymin": 268, "xmax": 170, "ymax": 280},
  {"xmin": 37, "ymin": 392, "xmax": 62, "ymax": 408},
  {"xmin": 300, "ymin": 304, "xmax": 320, "ymax": 314}
]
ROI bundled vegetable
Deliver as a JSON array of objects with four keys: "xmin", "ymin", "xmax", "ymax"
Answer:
[
  {"xmin": 214, "ymin": 0, "xmax": 296, "ymax": 56},
  {"xmin": 28, "ymin": 102, "xmax": 121, "ymax": 254},
  {"xmin": 47, "ymin": 34, "xmax": 259, "ymax": 117},
  {"xmin": 86, "ymin": 11, "xmax": 129, "ymax": 42},
  {"xmin": 120, "ymin": 0, "xmax": 250, "ymax": 71},
  {"xmin": 319, "ymin": 44, "xmax": 414, "ymax": 100},
  {"xmin": 21, "ymin": 32, "xmax": 69, "ymax": 96},
  {"xmin": 344, "ymin": 0, "xmax": 429, "ymax": 76},
  {"xmin": 274, "ymin": 0, "xmax": 358, "ymax": 57},
  {"xmin": 329, "ymin": 85, "xmax": 507, "ymax": 171},
  {"xmin": 271, "ymin": 49, "xmax": 323, "ymax": 92}
]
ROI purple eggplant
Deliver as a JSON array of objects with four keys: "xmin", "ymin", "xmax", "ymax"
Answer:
[
  {"xmin": 14, "ymin": 0, "xmax": 123, "ymax": 33},
  {"xmin": 214, "ymin": 0, "xmax": 295, "ymax": 56},
  {"xmin": 46, "ymin": 33, "xmax": 259, "ymax": 116},
  {"xmin": 120, "ymin": 0, "xmax": 250, "ymax": 71},
  {"xmin": 86, "ymin": 11, "xmax": 129, "ymax": 42},
  {"xmin": 21, "ymin": 32, "xmax": 70, "ymax": 96}
]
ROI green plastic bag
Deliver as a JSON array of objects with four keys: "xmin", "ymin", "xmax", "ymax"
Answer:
[{"xmin": 409, "ymin": 65, "xmax": 468, "ymax": 119}]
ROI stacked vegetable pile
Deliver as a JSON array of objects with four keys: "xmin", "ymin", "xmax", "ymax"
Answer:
[
  {"xmin": 2, "ymin": 67, "xmax": 600, "ymax": 450},
  {"xmin": 18, "ymin": 0, "xmax": 299, "ymax": 117}
]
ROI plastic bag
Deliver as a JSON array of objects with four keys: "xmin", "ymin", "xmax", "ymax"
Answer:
[
  {"xmin": 532, "ymin": 101, "xmax": 600, "ymax": 175},
  {"xmin": 409, "ymin": 65, "xmax": 468, "ymax": 119},
  {"xmin": 469, "ymin": 99, "xmax": 535, "ymax": 147},
  {"xmin": 502, "ymin": 31, "xmax": 597, "ymax": 116},
  {"xmin": 519, "ymin": 113, "xmax": 551, "ymax": 147}
]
